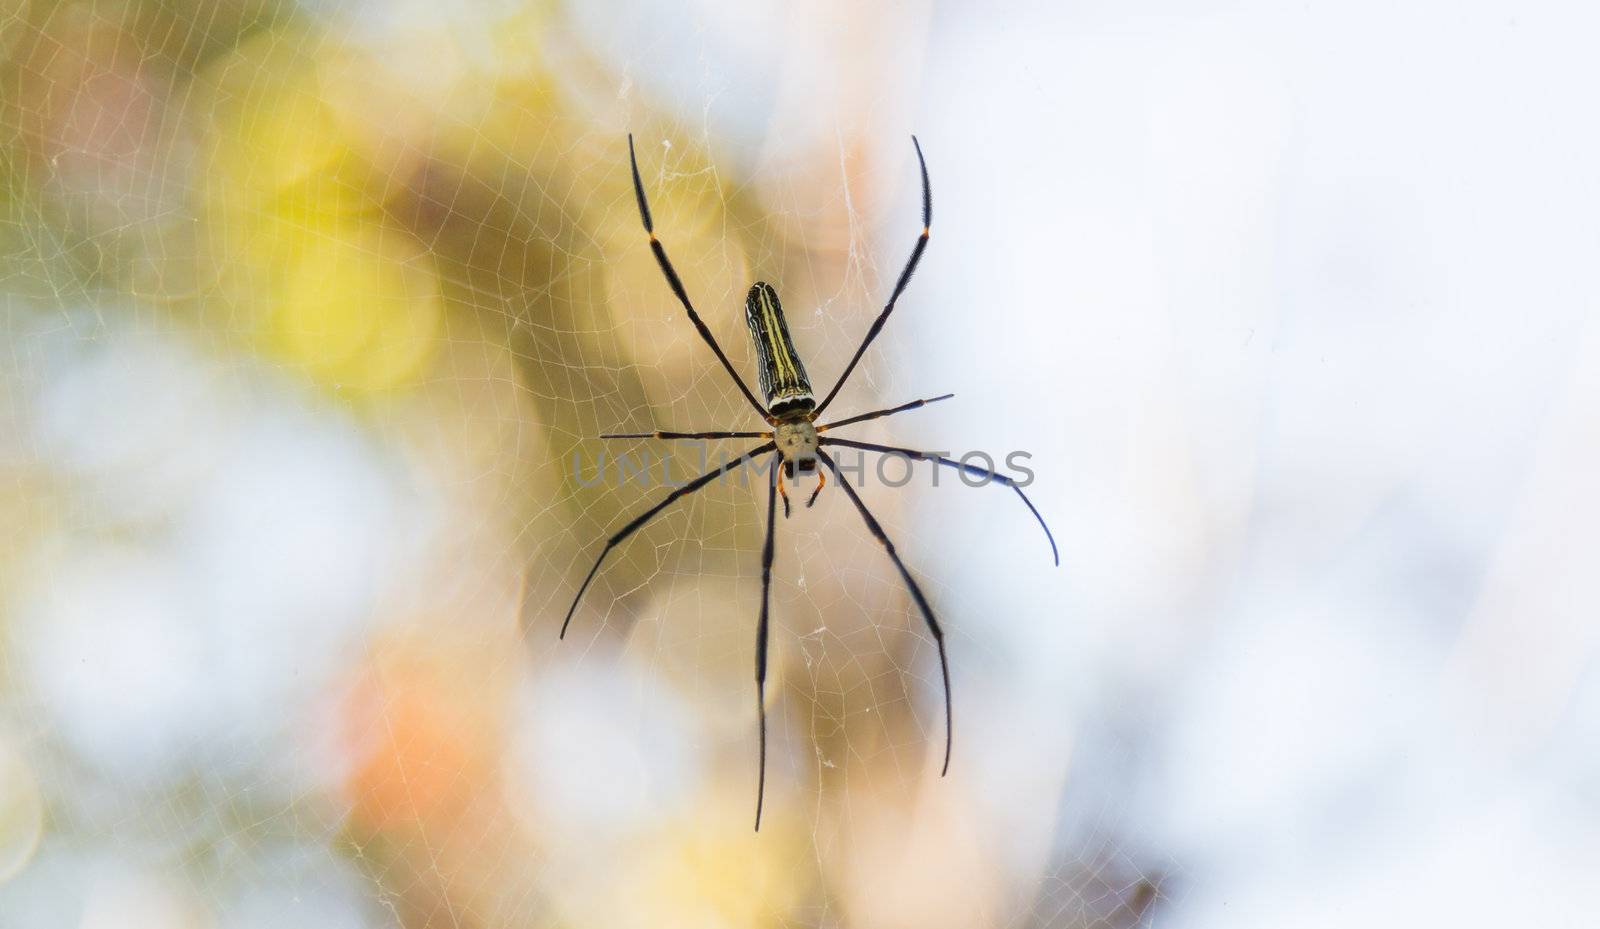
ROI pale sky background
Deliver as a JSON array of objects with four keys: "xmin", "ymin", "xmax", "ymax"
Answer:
[{"xmin": 575, "ymin": 0, "xmax": 1600, "ymax": 924}]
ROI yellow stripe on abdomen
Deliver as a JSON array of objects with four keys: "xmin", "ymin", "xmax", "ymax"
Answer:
[{"xmin": 744, "ymin": 282, "xmax": 814, "ymax": 414}]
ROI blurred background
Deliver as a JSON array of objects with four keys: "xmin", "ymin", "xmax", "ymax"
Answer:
[{"xmin": 3, "ymin": 0, "xmax": 1599, "ymax": 926}]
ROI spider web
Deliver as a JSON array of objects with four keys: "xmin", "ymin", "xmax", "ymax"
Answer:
[
  {"xmin": 9, "ymin": 1, "xmax": 1599, "ymax": 928},
  {"xmin": 0, "ymin": 2, "xmax": 1144, "ymax": 926}
]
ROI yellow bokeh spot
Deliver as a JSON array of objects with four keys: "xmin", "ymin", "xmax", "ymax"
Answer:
[
  {"xmin": 197, "ymin": 25, "xmax": 428, "ymax": 365},
  {"xmin": 277, "ymin": 223, "xmax": 443, "ymax": 391},
  {"xmin": 231, "ymin": 88, "xmax": 347, "ymax": 201},
  {"xmin": 200, "ymin": 26, "xmax": 389, "ymax": 220},
  {"xmin": 633, "ymin": 801, "xmax": 809, "ymax": 929}
]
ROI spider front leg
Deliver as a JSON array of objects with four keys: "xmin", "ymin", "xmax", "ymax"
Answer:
[
  {"xmin": 776, "ymin": 464, "xmax": 792, "ymax": 518},
  {"xmin": 627, "ymin": 134, "xmax": 769, "ymax": 418},
  {"xmin": 813, "ymin": 137, "xmax": 933, "ymax": 417}
]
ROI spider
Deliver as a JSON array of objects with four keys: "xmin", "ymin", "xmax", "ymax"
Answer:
[{"xmin": 562, "ymin": 135, "xmax": 1059, "ymax": 830}]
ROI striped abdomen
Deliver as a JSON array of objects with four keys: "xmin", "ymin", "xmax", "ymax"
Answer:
[{"xmin": 744, "ymin": 282, "xmax": 814, "ymax": 416}]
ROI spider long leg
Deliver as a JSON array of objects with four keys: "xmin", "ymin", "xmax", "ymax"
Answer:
[
  {"xmin": 600, "ymin": 430, "xmax": 770, "ymax": 440},
  {"xmin": 822, "ymin": 437, "xmax": 1059, "ymax": 566},
  {"xmin": 628, "ymin": 135, "xmax": 769, "ymax": 419},
  {"xmin": 816, "ymin": 448, "xmax": 953, "ymax": 777},
  {"xmin": 813, "ymin": 138, "xmax": 932, "ymax": 416},
  {"xmin": 755, "ymin": 456, "xmax": 780, "ymax": 831},
  {"xmin": 817, "ymin": 393, "xmax": 954, "ymax": 433},
  {"xmin": 561, "ymin": 441, "xmax": 777, "ymax": 638}
]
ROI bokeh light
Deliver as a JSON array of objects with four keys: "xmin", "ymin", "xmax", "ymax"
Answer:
[{"xmin": 4, "ymin": 1, "xmax": 1600, "ymax": 928}]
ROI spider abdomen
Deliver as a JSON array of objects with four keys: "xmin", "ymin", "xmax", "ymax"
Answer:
[{"xmin": 745, "ymin": 282, "xmax": 815, "ymax": 416}]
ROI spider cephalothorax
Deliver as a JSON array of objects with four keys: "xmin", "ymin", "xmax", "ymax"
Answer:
[
  {"xmin": 772, "ymin": 418, "xmax": 818, "ymax": 474},
  {"xmin": 563, "ymin": 135, "xmax": 1059, "ymax": 830}
]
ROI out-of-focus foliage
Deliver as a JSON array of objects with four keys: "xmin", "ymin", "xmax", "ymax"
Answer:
[{"xmin": 0, "ymin": 1, "xmax": 865, "ymax": 927}]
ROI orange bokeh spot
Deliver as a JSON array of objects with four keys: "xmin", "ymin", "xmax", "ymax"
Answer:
[{"xmin": 341, "ymin": 643, "xmax": 503, "ymax": 832}]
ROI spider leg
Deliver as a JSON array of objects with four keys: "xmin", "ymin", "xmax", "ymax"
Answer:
[
  {"xmin": 817, "ymin": 393, "xmax": 954, "ymax": 433},
  {"xmin": 755, "ymin": 456, "xmax": 780, "ymax": 831},
  {"xmin": 561, "ymin": 441, "xmax": 777, "ymax": 638},
  {"xmin": 777, "ymin": 465, "xmax": 791, "ymax": 519},
  {"xmin": 816, "ymin": 448, "xmax": 953, "ymax": 777},
  {"xmin": 813, "ymin": 138, "xmax": 932, "ymax": 416},
  {"xmin": 805, "ymin": 467, "xmax": 825, "ymax": 508},
  {"xmin": 628, "ymin": 135, "xmax": 769, "ymax": 419},
  {"xmin": 822, "ymin": 437, "xmax": 1059, "ymax": 567},
  {"xmin": 600, "ymin": 430, "xmax": 769, "ymax": 440}
]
